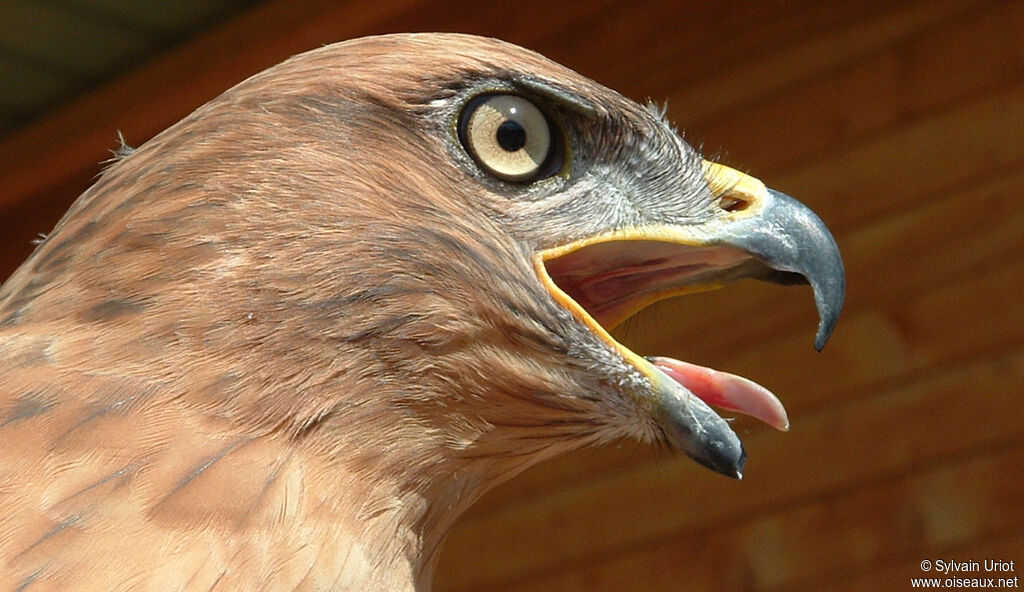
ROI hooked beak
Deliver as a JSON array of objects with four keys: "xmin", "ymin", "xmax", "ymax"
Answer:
[
  {"xmin": 705, "ymin": 162, "xmax": 845, "ymax": 351},
  {"xmin": 535, "ymin": 162, "xmax": 845, "ymax": 478}
]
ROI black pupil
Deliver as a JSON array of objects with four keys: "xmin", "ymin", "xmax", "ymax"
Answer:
[{"xmin": 496, "ymin": 120, "xmax": 527, "ymax": 152}]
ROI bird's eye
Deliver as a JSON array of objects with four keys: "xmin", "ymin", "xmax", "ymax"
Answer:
[{"xmin": 458, "ymin": 94, "xmax": 561, "ymax": 183}]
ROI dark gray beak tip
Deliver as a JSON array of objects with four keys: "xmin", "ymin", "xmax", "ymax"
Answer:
[
  {"xmin": 814, "ymin": 304, "xmax": 840, "ymax": 351},
  {"xmin": 811, "ymin": 248, "xmax": 845, "ymax": 352},
  {"xmin": 725, "ymin": 188, "xmax": 846, "ymax": 353},
  {"xmin": 761, "ymin": 189, "xmax": 846, "ymax": 353}
]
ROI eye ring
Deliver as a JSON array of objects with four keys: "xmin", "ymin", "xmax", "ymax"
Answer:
[{"xmin": 457, "ymin": 94, "xmax": 563, "ymax": 183}]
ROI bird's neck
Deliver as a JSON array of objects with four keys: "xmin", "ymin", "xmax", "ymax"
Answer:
[
  {"xmin": 217, "ymin": 435, "xmax": 506, "ymax": 592},
  {"xmin": 268, "ymin": 451, "xmax": 443, "ymax": 592},
  {"xmin": 285, "ymin": 437, "xmax": 513, "ymax": 591}
]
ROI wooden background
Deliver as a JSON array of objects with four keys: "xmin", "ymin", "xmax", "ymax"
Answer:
[{"xmin": 1, "ymin": 1, "xmax": 1021, "ymax": 590}]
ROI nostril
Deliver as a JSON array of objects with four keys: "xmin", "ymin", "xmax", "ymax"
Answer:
[{"xmin": 719, "ymin": 194, "xmax": 751, "ymax": 212}]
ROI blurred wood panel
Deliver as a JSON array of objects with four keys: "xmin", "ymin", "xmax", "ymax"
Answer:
[
  {"xmin": 0, "ymin": 1, "xmax": 155, "ymax": 76},
  {"xmin": 0, "ymin": 1, "xmax": 1020, "ymax": 591},
  {"xmin": 666, "ymin": 0, "xmax": 984, "ymax": 127},
  {"xmin": 686, "ymin": 1, "xmax": 1024, "ymax": 173},
  {"xmin": 469, "ymin": 441, "xmax": 1024, "ymax": 592}
]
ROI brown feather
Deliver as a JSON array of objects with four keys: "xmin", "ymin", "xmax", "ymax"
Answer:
[{"xmin": 0, "ymin": 34, "xmax": 662, "ymax": 591}]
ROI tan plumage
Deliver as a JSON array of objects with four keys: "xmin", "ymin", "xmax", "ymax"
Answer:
[{"xmin": 0, "ymin": 34, "xmax": 843, "ymax": 591}]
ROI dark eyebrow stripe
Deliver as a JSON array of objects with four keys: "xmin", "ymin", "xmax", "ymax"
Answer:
[{"xmin": 518, "ymin": 77, "xmax": 601, "ymax": 116}]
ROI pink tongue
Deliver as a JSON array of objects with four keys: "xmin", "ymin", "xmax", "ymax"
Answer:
[{"xmin": 649, "ymin": 356, "xmax": 790, "ymax": 431}]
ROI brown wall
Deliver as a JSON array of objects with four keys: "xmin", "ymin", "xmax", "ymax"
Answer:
[{"xmin": 2, "ymin": 1, "xmax": 1021, "ymax": 590}]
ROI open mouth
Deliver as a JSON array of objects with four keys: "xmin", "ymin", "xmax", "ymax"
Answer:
[
  {"xmin": 535, "ymin": 238, "xmax": 791, "ymax": 434},
  {"xmin": 529, "ymin": 163, "xmax": 845, "ymax": 478}
]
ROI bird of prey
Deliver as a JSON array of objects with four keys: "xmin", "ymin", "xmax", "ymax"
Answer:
[{"xmin": 0, "ymin": 33, "xmax": 843, "ymax": 591}]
